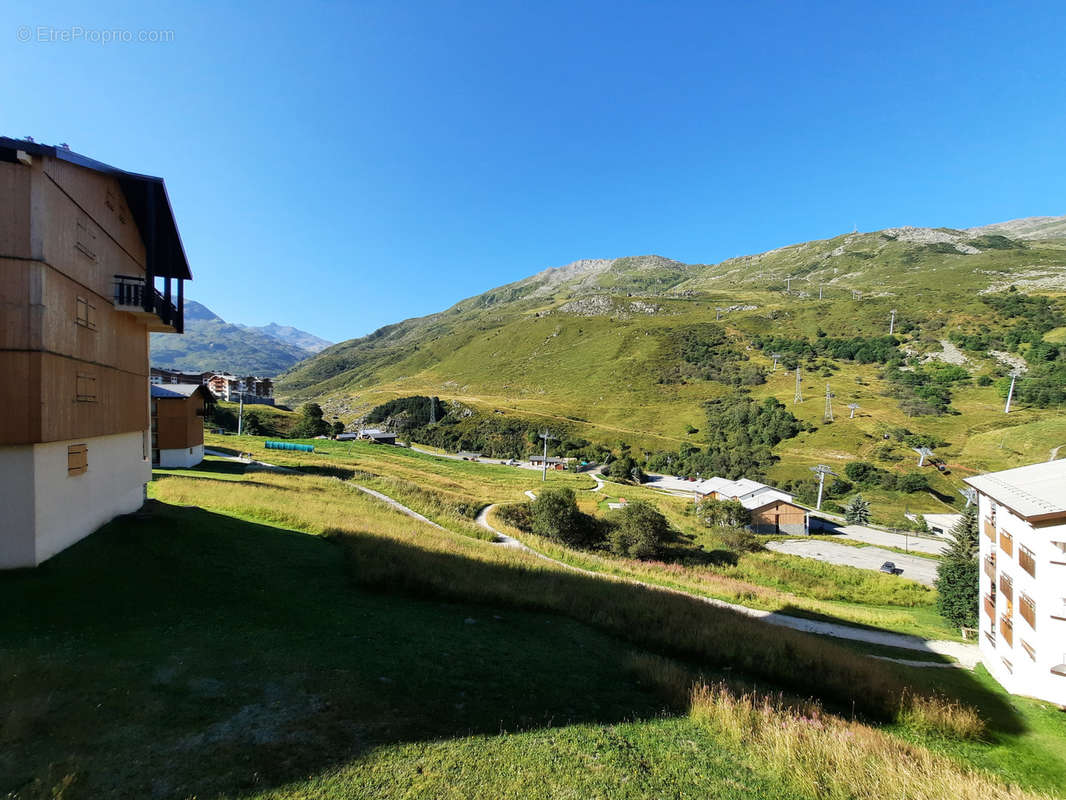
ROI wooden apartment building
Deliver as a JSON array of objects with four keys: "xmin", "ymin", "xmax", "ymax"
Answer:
[{"xmin": 0, "ymin": 137, "xmax": 191, "ymax": 568}]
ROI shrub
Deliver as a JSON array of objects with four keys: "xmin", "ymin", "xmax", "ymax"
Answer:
[
  {"xmin": 608, "ymin": 501, "xmax": 671, "ymax": 559},
  {"xmin": 716, "ymin": 526, "xmax": 762, "ymax": 553},
  {"xmin": 695, "ymin": 498, "xmax": 751, "ymax": 528},
  {"xmin": 897, "ymin": 472, "xmax": 929, "ymax": 493},
  {"xmin": 531, "ymin": 488, "xmax": 587, "ymax": 546}
]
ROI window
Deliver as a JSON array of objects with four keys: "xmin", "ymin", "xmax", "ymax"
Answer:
[
  {"xmin": 76, "ymin": 373, "xmax": 97, "ymax": 402},
  {"xmin": 67, "ymin": 444, "xmax": 87, "ymax": 476},
  {"xmin": 75, "ymin": 296, "xmax": 97, "ymax": 330}
]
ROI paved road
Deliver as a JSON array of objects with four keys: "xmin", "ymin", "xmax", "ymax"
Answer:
[
  {"xmin": 474, "ymin": 504, "xmax": 977, "ymax": 667},
  {"xmin": 818, "ymin": 523, "xmax": 947, "ymax": 556},
  {"xmin": 766, "ymin": 539, "xmax": 939, "ymax": 586}
]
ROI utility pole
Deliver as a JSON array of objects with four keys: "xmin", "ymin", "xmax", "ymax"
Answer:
[
  {"xmin": 913, "ymin": 446, "xmax": 934, "ymax": 467},
  {"xmin": 715, "ymin": 307, "xmax": 723, "ymax": 321},
  {"xmin": 889, "ymin": 309, "xmax": 897, "ymax": 335},
  {"xmin": 771, "ymin": 352, "xmax": 781, "ymax": 371},
  {"xmin": 785, "ymin": 277, "xmax": 792, "ymax": 293},
  {"xmin": 1004, "ymin": 373, "xmax": 1018, "ymax": 414},
  {"xmin": 847, "ymin": 402, "xmax": 860, "ymax": 419},
  {"xmin": 818, "ymin": 284, "xmax": 823, "ymax": 300},
  {"xmin": 794, "ymin": 366, "xmax": 803, "ymax": 404},
  {"xmin": 959, "ymin": 488, "xmax": 977, "ymax": 508},
  {"xmin": 824, "ymin": 384, "xmax": 834, "ymax": 422},
  {"xmin": 810, "ymin": 464, "xmax": 837, "ymax": 511},
  {"xmin": 237, "ymin": 390, "xmax": 244, "ymax": 436},
  {"xmin": 538, "ymin": 429, "xmax": 558, "ymax": 482}
]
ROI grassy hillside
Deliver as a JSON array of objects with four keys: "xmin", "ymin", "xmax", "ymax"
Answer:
[
  {"xmin": 275, "ymin": 218, "xmax": 1066, "ymax": 520},
  {"xmin": 5, "ymin": 448, "xmax": 1065, "ymax": 798}
]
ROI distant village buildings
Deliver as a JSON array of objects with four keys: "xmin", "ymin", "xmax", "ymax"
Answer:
[
  {"xmin": 148, "ymin": 367, "xmax": 275, "ymax": 405},
  {"xmin": 966, "ymin": 460, "xmax": 1066, "ymax": 706}
]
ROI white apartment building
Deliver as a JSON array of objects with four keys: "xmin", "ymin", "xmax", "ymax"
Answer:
[{"xmin": 965, "ymin": 460, "xmax": 1066, "ymax": 706}]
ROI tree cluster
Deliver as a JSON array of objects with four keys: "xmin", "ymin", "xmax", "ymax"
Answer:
[{"xmin": 527, "ymin": 489, "xmax": 671, "ymax": 559}]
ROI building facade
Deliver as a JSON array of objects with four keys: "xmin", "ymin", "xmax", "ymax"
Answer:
[
  {"xmin": 150, "ymin": 384, "xmax": 212, "ymax": 468},
  {"xmin": 204, "ymin": 372, "xmax": 274, "ymax": 404},
  {"xmin": 0, "ymin": 137, "xmax": 190, "ymax": 568},
  {"xmin": 966, "ymin": 461, "xmax": 1066, "ymax": 706},
  {"xmin": 150, "ymin": 366, "xmax": 208, "ymax": 385},
  {"xmin": 694, "ymin": 477, "xmax": 808, "ymax": 535}
]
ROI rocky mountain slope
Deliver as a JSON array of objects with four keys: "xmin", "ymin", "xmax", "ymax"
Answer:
[{"xmin": 151, "ymin": 302, "xmax": 332, "ymax": 376}]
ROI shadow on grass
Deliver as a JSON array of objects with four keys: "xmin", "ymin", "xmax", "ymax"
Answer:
[
  {"xmin": 0, "ymin": 503, "xmax": 671, "ymax": 799},
  {"xmin": 0, "ymin": 501, "xmax": 1029, "ymax": 798}
]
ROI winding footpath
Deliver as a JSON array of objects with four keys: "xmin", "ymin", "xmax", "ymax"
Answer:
[
  {"xmin": 201, "ymin": 449, "xmax": 978, "ymax": 669},
  {"xmin": 473, "ymin": 501, "xmax": 978, "ymax": 669}
]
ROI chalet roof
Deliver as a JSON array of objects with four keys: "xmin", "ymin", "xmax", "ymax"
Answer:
[
  {"xmin": 694, "ymin": 476, "xmax": 796, "ymax": 509},
  {"xmin": 151, "ymin": 383, "xmax": 213, "ymax": 402},
  {"xmin": 965, "ymin": 461, "xmax": 1066, "ymax": 522},
  {"xmin": 0, "ymin": 137, "xmax": 191, "ymax": 280}
]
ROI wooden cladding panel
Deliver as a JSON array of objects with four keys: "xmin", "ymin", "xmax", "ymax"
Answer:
[
  {"xmin": 2, "ymin": 260, "xmax": 150, "ymax": 375},
  {"xmin": 43, "ymin": 157, "xmax": 146, "ymax": 261},
  {"xmin": 0, "ymin": 351, "xmax": 148, "ymax": 444},
  {"xmin": 154, "ymin": 395, "xmax": 205, "ymax": 451},
  {"xmin": 983, "ymin": 518, "xmax": 996, "ymax": 541},
  {"xmin": 0, "ymin": 161, "xmax": 34, "ymax": 259},
  {"xmin": 67, "ymin": 443, "xmax": 87, "ymax": 475},
  {"xmin": 0, "ymin": 351, "xmax": 42, "ymax": 442},
  {"xmin": 38, "ymin": 173, "xmax": 146, "ymax": 302},
  {"xmin": 0, "ymin": 258, "xmax": 44, "ymax": 351},
  {"xmin": 1000, "ymin": 530, "xmax": 1014, "ymax": 558}
]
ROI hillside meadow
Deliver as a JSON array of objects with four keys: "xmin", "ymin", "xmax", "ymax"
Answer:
[{"xmin": 5, "ymin": 452, "xmax": 1066, "ymax": 798}]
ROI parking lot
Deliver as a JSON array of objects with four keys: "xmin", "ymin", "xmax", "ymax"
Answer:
[{"xmin": 765, "ymin": 539, "xmax": 939, "ymax": 586}]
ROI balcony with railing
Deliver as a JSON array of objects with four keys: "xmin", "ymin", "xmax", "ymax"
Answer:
[
  {"xmin": 999, "ymin": 615, "xmax": 1014, "ymax": 647},
  {"xmin": 1053, "ymin": 542, "xmax": 1066, "ymax": 566},
  {"xmin": 113, "ymin": 275, "xmax": 182, "ymax": 333},
  {"xmin": 983, "ymin": 593, "xmax": 996, "ymax": 620},
  {"xmin": 1053, "ymin": 656, "xmax": 1066, "ymax": 678},
  {"xmin": 983, "ymin": 517, "xmax": 996, "ymax": 541},
  {"xmin": 1000, "ymin": 529, "xmax": 1014, "ymax": 558},
  {"xmin": 1020, "ymin": 594, "xmax": 1036, "ymax": 629},
  {"xmin": 999, "ymin": 572, "xmax": 1013, "ymax": 603},
  {"xmin": 1019, "ymin": 546, "xmax": 1036, "ymax": 578},
  {"xmin": 983, "ymin": 553, "xmax": 996, "ymax": 581}
]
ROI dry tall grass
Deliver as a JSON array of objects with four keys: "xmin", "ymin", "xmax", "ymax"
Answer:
[{"xmin": 629, "ymin": 653, "xmax": 1036, "ymax": 800}]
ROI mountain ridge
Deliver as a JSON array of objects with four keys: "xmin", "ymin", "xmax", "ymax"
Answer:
[{"xmin": 151, "ymin": 301, "xmax": 333, "ymax": 376}]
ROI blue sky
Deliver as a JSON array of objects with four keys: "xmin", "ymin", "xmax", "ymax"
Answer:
[{"xmin": 5, "ymin": 0, "xmax": 1065, "ymax": 343}]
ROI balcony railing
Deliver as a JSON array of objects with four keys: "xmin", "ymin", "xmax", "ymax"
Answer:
[
  {"xmin": 999, "ymin": 615, "xmax": 1014, "ymax": 647},
  {"xmin": 983, "ymin": 518, "xmax": 996, "ymax": 541},
  {"xmin": 1019, "ymin": 546, "xmax": 1036, "ymax": 578},
  {"xmin": 984, "ymin": 554, "xmax": 997, "ymax": 581},
  {"xmin": 1053, "ymin": 656, "xmax": 1066, "ymax": 678},
  {"xmin": 1000, "ymin": 573, "xmax": 1013, "ymax": 603},
  {"xmin": 983, "ymin": 594, "xmax": 996, "ymax": 620},
  {"xmin": 113, "ymin": 275, "xmax": 181, "ymax": 331},
  {"xmin": 1020, "ymin": 594, "xmax": 1036, "ymax": 629},
  {"xmin": 1000, "ymin": 530, "xmax": 1014, "ymax": 558}
]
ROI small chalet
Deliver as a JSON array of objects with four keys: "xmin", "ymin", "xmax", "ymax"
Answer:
[
  {"xmin": 530, "ymin": 456, "xmax": 567, "ymax": 470},
  {"xmin": 359, "ymin": 428, "xmax": 397, "ymax": 445},
  {"xmin": 150, "ymin": 384, "xmax": 214, "ymax": 468},
  {"xmin": 694, "ymin": 476, "xmax": 808, "ymax": 535}
]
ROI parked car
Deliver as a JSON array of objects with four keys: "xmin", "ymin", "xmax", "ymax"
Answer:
[{"xmin": 879, "ymin": 561, "xmax": 903, "ymax": 575}]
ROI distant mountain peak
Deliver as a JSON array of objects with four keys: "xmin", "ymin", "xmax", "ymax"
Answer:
[{"xmin": 183, "ymin": 300, "xmax": 223, "ymax": 322}]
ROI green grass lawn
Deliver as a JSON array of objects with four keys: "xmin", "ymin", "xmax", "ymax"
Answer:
[{"xmin": 4, "ymin": 467, "xmax": 1066, "ymax": 798}]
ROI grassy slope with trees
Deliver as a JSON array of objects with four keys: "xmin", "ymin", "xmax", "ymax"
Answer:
[
  {"xmin": 5, "ymin": 442, "xmax": 1065, "ymax": 798},
  {"xmin": 275, "ymin": 219, "xmax": 1066, "ymax": 524}
]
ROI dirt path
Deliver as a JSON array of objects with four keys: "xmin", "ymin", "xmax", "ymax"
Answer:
[{"xmin": 474, "ymin": 503, "xmax": 978, "ymax": 668}]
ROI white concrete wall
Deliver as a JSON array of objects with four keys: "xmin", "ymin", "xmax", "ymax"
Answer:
[
  {"xmin": 158, "ymin": 444, "xmax": 204, "ymax": 469},
  {"xmin": 0, "ymin": 431, "xmax": 150, "ymax": 568},
  {"xmin": 979, "ymin": 493, "xmax": 1066, "ymax": 706},
  {"xmin": 0, "ymin": 446, "xmax": 38, "ymax": 567}
]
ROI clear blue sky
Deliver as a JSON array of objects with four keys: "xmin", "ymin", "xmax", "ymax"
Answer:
[{"xmin": 5, "ymin": 0, "xmax": 1065, "ymax": 343}]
